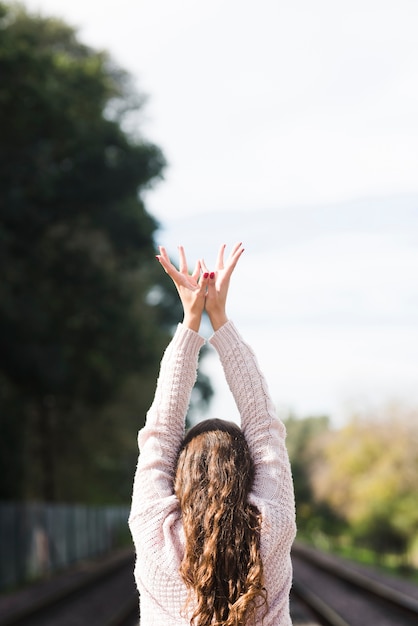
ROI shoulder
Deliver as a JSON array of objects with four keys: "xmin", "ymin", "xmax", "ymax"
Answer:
[{"xmin": 129, "ymin": 494, "xmax": 185, "ymax": 567}]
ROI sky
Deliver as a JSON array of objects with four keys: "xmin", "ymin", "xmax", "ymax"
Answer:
[{"xmin": 24, "ymin": 0, "xmax": 418, "ymax": 424}]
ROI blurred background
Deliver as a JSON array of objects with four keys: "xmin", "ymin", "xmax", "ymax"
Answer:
[{"xmin": 1, "ymin": 0, "xmax": 417, "ymax": 592}]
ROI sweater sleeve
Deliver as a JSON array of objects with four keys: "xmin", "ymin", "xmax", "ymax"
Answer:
[
  {"xmin": 209, "ymin": 321, "xmax": 295, "ymax": 507},
  {"xmin": 130, "ymin": 323, "xmax": 205, "ymax": 520}
]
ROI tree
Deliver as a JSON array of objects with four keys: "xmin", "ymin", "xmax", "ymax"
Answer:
[
  {"xmin": 310, "ymin": 407, "xmax": 418, "ymax": 562},
  {"xmin": 284, "ymin": 414, "xmax": 343, "ymax": 538},
  {"xmin": 0, "ymin": 2, "xmax": 169, "ymax": 501}
]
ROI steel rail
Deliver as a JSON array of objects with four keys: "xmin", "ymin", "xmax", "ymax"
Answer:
[
  {"xmin": 292, "ymin": 542, "xmax": 418, "ymax": 619},
  {"xmin": 291, "ymin": 580, "xmax": 350, "ymax": 626},
  {"xmin": 0, "ymin": 550, "xmax": 135, "ymax": 626}
]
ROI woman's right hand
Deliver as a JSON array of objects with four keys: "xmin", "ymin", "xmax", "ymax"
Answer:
[
  {"xmin": 203, "ymin": 242, "xmax": 244, "ymax": 331},
  {"xmin": 156, "ymin": 245, "xmax": 209, "ymax": 332}
]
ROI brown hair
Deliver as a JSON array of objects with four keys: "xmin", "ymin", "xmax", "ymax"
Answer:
[{"xmin": 174, "ymin": 419, "xmax": 267, "ymax": 626}]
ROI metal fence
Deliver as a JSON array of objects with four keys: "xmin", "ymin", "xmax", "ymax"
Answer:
[{"xmin": 0, "ymin": 502, "xmax": 130, "ymax": 592}]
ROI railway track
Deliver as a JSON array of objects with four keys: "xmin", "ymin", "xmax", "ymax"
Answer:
[
  {"xmin": 0, "ymin": 549, "xmax": 139, "ymax": 626},
  {"xmin": 2, "ymin": 542, "xmax": 417, "ymax": 625},
  {"xmin": 292, "ymin": 542, "xmax": 418, "ymax": 626},
  {"xmin": 291, "ymin": 580, "xmax": 350, "ymax": 626}
]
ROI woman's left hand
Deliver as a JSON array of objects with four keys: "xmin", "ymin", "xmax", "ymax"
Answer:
[{"xmin": 156, "ymin": 246, "xmax": 209, "ymax": 332}]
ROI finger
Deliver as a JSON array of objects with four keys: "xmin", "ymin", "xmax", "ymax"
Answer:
[
  {"xmin": 157, "ymin": 246, "xmax": 182, "ymax": 280},
  {"xmin": 200, "ymin": 258, "xmax": 210, "ymax": 274},
  {"xmin": 229, "ymin": 241, "xmax": 244, "ymax": 259},
  {"xmin": 205, "ymin": 271, "xmax": 217, "ymax": 297},
  {"xmin": 225, "ymin": 242, "xmax": 244, "ymax": 275},
  {"xmin": 215, "ymin": 243, "xmax": 226, "ymax": 271},
  {"xmin": 178, "ymin": 245, "xmax": 188, "ymax": 273},
  {"xmin": 156, "ymin": 246, "xmax": 173, "ymax": 273},
  {"xmin": 198, "ymin": 271, "xmax": 209, "ymax": 292},
  {"xmin": 158, "ymin": 245, "xmax": 171, "ymax": 264},
  {"xmin": 191, "ymin": 259, "xmax": 201, "ymax": 281}
]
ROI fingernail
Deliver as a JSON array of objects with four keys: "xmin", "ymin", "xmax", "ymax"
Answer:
[
  {"xmin": 203, "ymin": 272, "xmax": 209, "ymax": 279},
  {"xmin": 155, "ymin": 255, "xmax": 161, "ymax": 261},
  {"xmin": 210, "ymin": 272, "xmax": 215, "ymax": 279}
]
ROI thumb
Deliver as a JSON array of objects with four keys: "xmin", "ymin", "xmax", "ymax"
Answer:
[
  {"xmin": 198, "ymin": 271, "xmax": 210, "ymax": 294},
  {"xmin": 205, "ymin": 272, "xmax": 217, "ymax": 299}
]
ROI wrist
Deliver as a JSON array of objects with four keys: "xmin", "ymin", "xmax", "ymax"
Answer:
[
  {"xmin": 209, "ymin": 312, "xmax": 228, "ymax": 331},
  {"xmin": 182, "ymin": 312, "xmax": 202, "ymax": 333}
]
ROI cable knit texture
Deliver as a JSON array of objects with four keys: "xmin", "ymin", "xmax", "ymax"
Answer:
[{"xmin": 129, "ymin": 321, "xmax": 296, "ymax": 625}]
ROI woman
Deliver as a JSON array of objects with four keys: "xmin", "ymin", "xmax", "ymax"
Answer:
[{"xmin": 129, "ymin": 243, "xmax": 296, "ymax": 626}]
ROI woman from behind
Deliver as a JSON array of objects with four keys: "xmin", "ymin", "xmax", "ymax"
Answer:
[{"xmin": 129, "ymin": 243, "xmax": 296, "ymax": 625}]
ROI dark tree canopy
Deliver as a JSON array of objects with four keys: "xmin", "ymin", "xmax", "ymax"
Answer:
[{"xmin": 0, "ymin": 2, "xmax": 173, "ymax": 502}]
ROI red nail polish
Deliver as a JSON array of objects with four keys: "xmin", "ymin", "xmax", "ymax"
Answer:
[
  {"xmin": 210, "ymin": 272, "xmax": 215, "ymax": 279},
  {"xmin": 155, "ymin": 255, "xmax": 161, "ymax": 261},
  {"xmin": 203, "ymin": 272, "xmax": 209, "ymax": 279}
]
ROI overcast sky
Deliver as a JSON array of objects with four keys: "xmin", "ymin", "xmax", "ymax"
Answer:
[{"xmin": 25, "ymin": 0, "xmax": 418, "ymax": 423}]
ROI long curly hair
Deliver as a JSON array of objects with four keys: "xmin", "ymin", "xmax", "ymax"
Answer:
[{"xmin": 174, "ymin": 419, "xmax": 267, "ymax": 626}]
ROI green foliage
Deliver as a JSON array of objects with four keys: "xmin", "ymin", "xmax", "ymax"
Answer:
[
  {"xmin": 310, "ymin": 407, "xmax": 418, "ymax": 563},
  {"xmin": 0, "ymin": 2, "xmax": 173, "ymax": 502},
  {"xmin": 284, "ymin": 414, "xmax": 342, "ymax": 536},
  {"xmin": 285, "ymin": 408, "xmax": 418, "ymax": 567}
]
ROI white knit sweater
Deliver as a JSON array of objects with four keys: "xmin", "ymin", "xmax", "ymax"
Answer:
[{"xmin": 129, "ymin": 321, "xmax": 296, "ymax": 625}]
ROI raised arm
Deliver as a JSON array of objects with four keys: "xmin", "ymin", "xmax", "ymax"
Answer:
[
  {"xmin": 209, "ymin": 322, "xmax": 293, "ymax": 504},
  {"xmin": 204, "ymin": 243, "xmax": 294, "ymax": 506},
  {"xmin": 130, "ymin": 247, "xmax": 207, "ymax": 513},
  {"xmin": 133, "ymin": 324, "xmax": 205, "ymax": 495}
]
